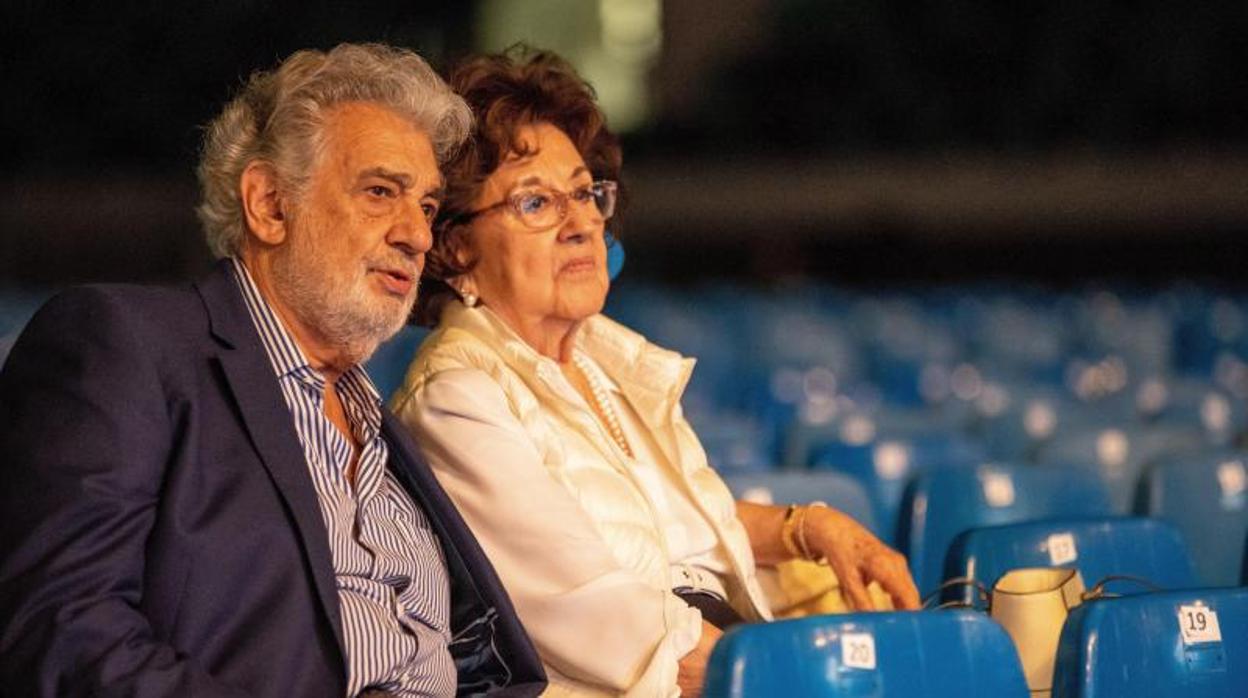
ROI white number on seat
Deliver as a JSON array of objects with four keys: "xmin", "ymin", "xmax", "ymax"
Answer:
[
  {"xmin": 841, "ymin": 632, "xmax": 877, "ymax": 670},
  {"xmin": 1178, "ymin": 604, "xmax": 1222, "ymax": 645},
  {"xmin": 1046, "ymin": 532, "xmax": 1078, "ymax": 565}
]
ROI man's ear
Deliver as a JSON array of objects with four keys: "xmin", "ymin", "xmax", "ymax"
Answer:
[{"xmin": 240, "ymin": 161, "xmax": 288, "ymax": 246}]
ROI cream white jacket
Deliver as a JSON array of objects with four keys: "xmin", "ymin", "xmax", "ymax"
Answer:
[{"xmin": 391, "ymin": 303, "xmax": 772, "ymax": 697}]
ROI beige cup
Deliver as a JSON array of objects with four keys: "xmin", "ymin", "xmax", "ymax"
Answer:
[{"xmin": 991, "ymin": 568, "xmax": 1085, "ymax": 697}]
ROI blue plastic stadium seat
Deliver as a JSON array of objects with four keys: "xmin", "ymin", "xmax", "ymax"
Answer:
[
  {"xmin": 365, "ymin": 324, "xmax": 429, "ymax": 400},
  {"xmin": 1053, "ymin": 587, "xmax": 1248, "ymax": 698},
  {"xmin": 979, "ymin": 391, "xmax": 1068, "ymax": 462},
  {"xmin": 1136, "ymin": 453, "xmax": 1248, "ymax": 586},
  {"xmin": 811, "ymin": 429, "xmax": 988, "ymax": 545},
  {"xmin": 721, "ymin": 471, "xmax": 878, "ymax": 537},
  {"xmin": 704, "ymin": 610, "xmax": 1029, "ymax": 697},
  {"xmin": 690, "ymin": 412, "xmax": 775, "ymax": 474},
  {"xmin": 901, "ymin": 463, "xmax": 1114, "ymax": 597},
  {"xmin": 942, "ymin": 517, "xmax": 1198, "ymax": 608},
  {"xmin": 1038, "ymin": 423, "xmax": 1206, "ymax": 513}
]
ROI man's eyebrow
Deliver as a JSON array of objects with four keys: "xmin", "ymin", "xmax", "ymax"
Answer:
[
  {"xmin": 358, "ymin": 167, "xmax": 414, "ymax": 189},
  {"xmin": 424, "ymin": 181, "xmax": 446, "ymax": 200}
]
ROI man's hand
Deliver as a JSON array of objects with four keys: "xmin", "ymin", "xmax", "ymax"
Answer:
[
  {"xmin": 804, "ymin": 506, "xmax": 921, "ymax": 611},
  {"xmin": 677, "ymin": 620, "xmax": 723, "ymax": 697}
]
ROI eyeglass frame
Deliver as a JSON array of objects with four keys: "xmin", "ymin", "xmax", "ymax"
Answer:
[{"xmin": 451, "ymin": 179, "xmax": 618, "ymax": 231}]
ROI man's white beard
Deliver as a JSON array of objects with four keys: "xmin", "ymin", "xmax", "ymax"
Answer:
[{"xmin": 271, "ymin": 225, "xmax": 417, "ymax": 366}]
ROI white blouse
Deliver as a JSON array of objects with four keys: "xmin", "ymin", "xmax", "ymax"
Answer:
[
  {"xmin": 391, "ymin": 304, "xmax": 772, "ymax": 697},
  {"xmin": 575, "ymin": 350, "xmax": 732, "ymax": 582}
]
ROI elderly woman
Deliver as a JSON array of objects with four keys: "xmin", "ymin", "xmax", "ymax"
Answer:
[{"xmin": 392, "ymin": 49, "xmax": 919, "ymax": 697}]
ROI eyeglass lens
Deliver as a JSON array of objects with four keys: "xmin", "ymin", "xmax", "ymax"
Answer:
[{"xmin": 513, "ymin": 182, "xmax": 615, "ymax": 229}]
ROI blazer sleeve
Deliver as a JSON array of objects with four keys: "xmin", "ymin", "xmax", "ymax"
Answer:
[
  {"xmin": 394, "ymin": 368, "xmax": 703, "ymax": 697},
  {"xmin": 0, "ymin": 289, "xmax": 248, "ymax": 698}
]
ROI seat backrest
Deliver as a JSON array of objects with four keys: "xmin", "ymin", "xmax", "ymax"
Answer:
[
  {"xmin": 1137, "ymin": 454, "xmax": 1248, "ymax": 586},
  {"xmin": 1038, "ymin": 423, "xmax": 1205, "ymax": 513},
  {"xmin": 723, "ymin": 470, "xmax": 878, "ymax": 536},
  {"xmin": 942, "ymin": 517, "xmax": 1198, "ymax": 608},
  {"xmin": 1053, "ymin": 587, "xmax": 1248, "ymax": 698},
  {"xmin": 703, "ymin": 610, "xmax": 1029, "ymax": 697},
  {"xmin": 365, "ymin": 324, "xmax": 430, "ymax": 400},
  {"xmin": 902, "ymin": 463, "xmax": 1114, "ymax": 597},
  {"xmin": 810, "ymin": 431, "xmax": 987, "ymax": 545}
]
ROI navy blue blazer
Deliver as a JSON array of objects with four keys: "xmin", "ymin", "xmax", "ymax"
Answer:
[{"xmin": 0, "ymin": 261, "xmax": 545, "ymax": 697}]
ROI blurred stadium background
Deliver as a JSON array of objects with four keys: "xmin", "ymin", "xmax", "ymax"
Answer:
[{"xmin": 3, "ymin": 2, "xmax": 1247, "ymax": 694}]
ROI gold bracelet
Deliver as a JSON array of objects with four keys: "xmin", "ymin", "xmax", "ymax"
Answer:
[
  {"xmin": 780, "ymin": 504, "xmax": 802, "ymax": 559},
  {"xmin": 796, "ymin": 501, "xmax": 828, "ymax": 561}
]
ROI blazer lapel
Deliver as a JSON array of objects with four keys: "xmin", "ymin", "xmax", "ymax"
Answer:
[
  {"xmin": 381, "ymin": 413, "xmax": 546, "ymax": 688},
  {"xmin": 194, "ymin": 261, "xmax": 346, "ymax": 657},
  {"xmin": 380, "ymin": 413, "xmax": 472, "ymax": 579}
]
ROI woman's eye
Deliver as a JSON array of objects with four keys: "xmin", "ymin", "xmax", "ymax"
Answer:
[
  {"xmin": 571, "ymin": 186, "xmax": 595, "ymax": 203},
  {"xmin": 517, "ymin": 193, "xmax": 550, "ymax": 215}
]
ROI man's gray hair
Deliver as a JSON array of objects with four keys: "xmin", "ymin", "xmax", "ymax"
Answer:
[{"xmin": 196, "ymin": 43, "xmax": 472, "ymax": 258}]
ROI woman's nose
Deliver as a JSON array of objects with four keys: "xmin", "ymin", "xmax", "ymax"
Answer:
[{"xmin": 559, "ymin": 198, "xmax": 604, "ymax": 243}]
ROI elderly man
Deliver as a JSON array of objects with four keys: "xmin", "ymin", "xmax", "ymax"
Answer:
[{"xmin": 0, "ymin": 43, "xmax": 545, "ymax": 697}]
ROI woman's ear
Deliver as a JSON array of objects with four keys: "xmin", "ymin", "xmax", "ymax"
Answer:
[
  {"xmin": 441, "ymin": 226, "xmax": 480, "ymax": 304},
  {"xmin": 448, "ymin": 226, "xmax": 476, "ymax": 269},
  {"xmin": 239, "ymin": 161, "xmax": 288, "ymax": 246}
]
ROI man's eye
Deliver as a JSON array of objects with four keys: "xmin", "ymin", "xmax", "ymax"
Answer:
[
  {"xmin": 366, "ymin": 185, "xmax": 396, "ymax": 198},
  {"xmin": 421, "ymin": 203, "xmax": 440, "ymax": 221},
  {"xmin": 517, "ymin": 193, "xmax": 551, "ymax": 215}
]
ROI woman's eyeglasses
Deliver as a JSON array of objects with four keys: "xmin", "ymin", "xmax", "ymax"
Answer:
[{"xmin": 458, "ymin": 180, "xmax": 617, "ymax": 231}]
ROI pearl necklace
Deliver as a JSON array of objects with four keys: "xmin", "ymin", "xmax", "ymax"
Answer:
[{"xmin": 573, "ymin": 353, "xmax": 634, "ymax": 458}]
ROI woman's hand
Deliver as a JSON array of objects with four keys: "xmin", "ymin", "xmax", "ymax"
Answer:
[
  {"xmin": 677, "ymin": 620, "xmax": 723, "ymax": 697},
  {"xmin": 802, "ymin": 505, "xmax": 921, "ymax": 611}
]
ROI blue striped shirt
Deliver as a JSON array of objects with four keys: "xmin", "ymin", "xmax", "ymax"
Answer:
[{"xmin": 230, "ymin": 259, "xmax": 454, "ymax": 697}]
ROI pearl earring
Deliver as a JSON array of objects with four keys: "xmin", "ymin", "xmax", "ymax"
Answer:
[{"xmin": 461, "ymin": 289, "xmax": 478, "ymax": 307}]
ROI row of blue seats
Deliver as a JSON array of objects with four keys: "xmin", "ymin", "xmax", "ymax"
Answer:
[
  {"xmin": 724, "ymin": 455, "xmax": 1248, "ymax": 594},
  {"xmin": 714, "ymin": 480, "xmax": 1246, "ymax": 695},
  {"xmin": 705, "ymin": 588, "xmax": 1248, "ymax": 697},
  {"xmin": 605, "ymin": 282, "xmax": 1248, "ymax": 397},
  {"xmin": 603, "ymin": 281, "xmax": 1248, "ymax": 473},
  {"xmin": 8, "ymin": 284, "xmax": 1248, "ymax": 444},
  {"xmin": 688, "ymin": 374, "xmax": 1245, "ymax": 475}
]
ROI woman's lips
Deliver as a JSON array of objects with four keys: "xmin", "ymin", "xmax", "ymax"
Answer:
[{"xmin": 560, "ymin": 257, "xmax": 597, "ymax": 274}]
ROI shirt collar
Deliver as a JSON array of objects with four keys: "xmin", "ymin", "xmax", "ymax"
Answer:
[
  {"xmin": 439, "ymin": 301, "xmax": 694, "ymax": 428},
  {"xmin": 228, "ymin": 257, "xmax": 384, "ymax": 413}
]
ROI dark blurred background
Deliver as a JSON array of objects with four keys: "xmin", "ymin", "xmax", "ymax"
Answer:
[{"xmin": 2, "ymin": 0, "xmax": 1247, "ymax": 288}]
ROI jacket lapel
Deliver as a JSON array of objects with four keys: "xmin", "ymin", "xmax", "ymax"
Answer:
[
  {"xmin": 380, "ymin": 413, "xmax": 470, "ymax": 580},
  {"xmin": 382, "ymin": 413, "xmax": 546, "ymax": 689},
  {"xmin": 194, "ymin": 261, "xmax": 346, "ymax": 657}
]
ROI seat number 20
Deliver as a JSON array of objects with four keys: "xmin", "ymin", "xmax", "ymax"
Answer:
[{"xmin": 841, "ymin": 632, "xmax": 877, "ymax": 670}]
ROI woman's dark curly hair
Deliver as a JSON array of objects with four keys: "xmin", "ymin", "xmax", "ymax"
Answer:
[{"xmin": 413, "ymin": 46, "xmax": 623, "ymax": 326}]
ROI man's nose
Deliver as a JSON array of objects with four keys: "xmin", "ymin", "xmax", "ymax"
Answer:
[{"xmin": 389, "ymin": 200, "xmax": 434, "ymax": 256}]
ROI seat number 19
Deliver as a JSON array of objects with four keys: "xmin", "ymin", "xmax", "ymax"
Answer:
[{"xmin": 1178, "ymin": 604, "xmax": 1222, "ymax": 645}]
